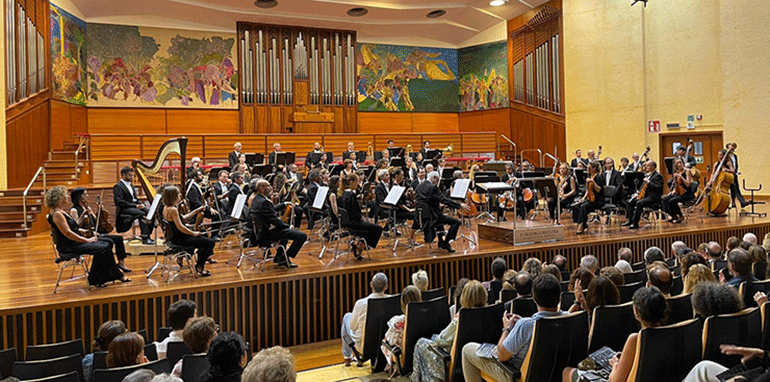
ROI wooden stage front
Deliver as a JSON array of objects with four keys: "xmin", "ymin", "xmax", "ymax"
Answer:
[{"xmin": 1, "ymin": 204, "xmax": 769, "ymax": 361}]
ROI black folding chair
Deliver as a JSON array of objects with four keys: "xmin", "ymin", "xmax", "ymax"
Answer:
[
  {"xmin": 91, "ymin": 358, "xmax": 170, "ymax": 382},
  {"xmin": 26, "ymin": 339, "xmax": 84, "ymax": 361},
  {"xmin": 181, "ymin": 353, "xmax": 209, "ymax": 382},
  {"xmin": 0, "ymin": 348, "xmax": 17, "ymax": 380},
  {"xmin": 166, "ymin": 341, "xmax": 192, "ymax": 368},
  {"xmin": 12, "ymin": 354, "xmax": 83, "ymax": 382}
]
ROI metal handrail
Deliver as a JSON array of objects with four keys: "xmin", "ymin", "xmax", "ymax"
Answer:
[
  {"xmin": 23, "ymin": 166, "xmax": 46, "ymax": 229},
  {"xmin": 500, "ymin": 135, "xmax": 517, "ymax": 162},
  {"xmin": 520, "ymin": 148, "xmax": 544, "ymax": 167},
  {"xmin": 74, "ymin": 135, "xmax": 88, "ymax": 176}
]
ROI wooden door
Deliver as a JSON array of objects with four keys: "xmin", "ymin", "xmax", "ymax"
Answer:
[{"xmin": 659, "ymin": 131, "xmax": 723, "ymax": 189}]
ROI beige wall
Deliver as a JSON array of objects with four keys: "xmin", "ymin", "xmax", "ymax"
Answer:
[
  {"xmin": 563, "ymin": 0, "xmax": 770, "ymax": 194},
  {"xmin": 0, "ymin": 14, "xmax": 6, "ymax": 190}
]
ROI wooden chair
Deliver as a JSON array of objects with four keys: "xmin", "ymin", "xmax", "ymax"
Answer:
[
  {"xmin": 589, "ymin": 302, "xmax": 639, "ymax": 353},
  {"xmin": 166, "ymin": 341, "xmax": 193, "ymax": 368},
  {"xmin": 618, "ymin": 281, "xmax": 645, "ymax": 303},
  {"xmin": 389, "ymin": 296, "xmax": 451, "ymax": 375},
  {"xmin": 623, "ymin": 269, "xmax": 648, "ymax": 284},
  {"xmin": 25, "ymin": 338, "xmax": 83, "ymax": 361},
  {"xmin": 661, "ymin": 293, "xmax": 694, "ymax": 326},
  {"xmin": 181, "ymin": 353, "xmax": 209, "ymax": 382},
  {"xmin": 422, "ymin": 287, "xmax": 446, "ymax": 302},
  {"xmin": 355, "ymin": 294, "xmax": 401, "ymax": 372},
  {"xmin": 11, "ymin": 354, "xmax": 83, "ymax": 382},
  {"xmin": 91, "ymin": 358, "xmax": 170, "ymax": 382},
  {"xmin": 761, "ymin": 302, "xmax": 770, "ymax": 350},
  {"xmin": 702, "ymin": 307, "xmax": 761, "ymax": 367},
  {"xmin": 627, "ymin": 318, "xmax": 703, "ymax": 382},
  {"xmin": 0, "ymin": 348, "xmax": 16, "ymax": 380},
  {"xmin": 738, "ymin": 279, "xmax": 770, "ymax": 308}
]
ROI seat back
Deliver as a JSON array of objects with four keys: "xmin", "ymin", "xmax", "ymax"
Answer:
[
  {"xmin": 0, "ymin": 348, "xmax": 17, "ymax": 380},
  {"xmin": 136, "ymin": 330, "xmax": 149, "ymax": 346},
  {"xmin": 631, "ymin": 262, "xmax": 646, "ymax": 271},
  {"xmin": 144, "ymin": 343, "xmax": 158, "ymax": 362},
  {"xmin": 422, "ymin": 287, "xmax": 446, "ymax": 302},
  {"xmin": 703, "ymin": 307, "xmax": 762, "ymax": 367},
  {"xmin": 91, "ymin": 358, "xmax": 170, "ymax": 382},
  {"xmin": 661, "ymin": 293, "xmax": 694, "ymax": 326},
  {"xmin": 338, "ymin": 207, "xmax": 350, "ymax": 227},
  {"xmin": 166, "ymin": 341, "xmax": 192, "ymax": 368},
  {"xmin": 711, "ymin": 259, "xmax": 728, "ymax": 272},
  {"xmin": 500, "ymin": 289, "xmax": 517, "ymax": 304},
  {"xmin": 26, "ymin": 339, "xmax": 83, "ymax": 361},
  {"xmin": 762, "ymin": 302, "xmax": 770, "ymax": 350},
  {"xmin": 362, "ymin": 294, "xmax": 402, "ymax": 372},
  {"xmin": 487, "ymin": 289, "xmax": 497, "ymax": 305},
  {"xmin": 559, "ymin": 291, "xmax": 576, "ymax": 311},
  {"xmin": 24, "ymin": 370, "xmax": 80, "ymax": 382},
  {"xmin": 519, "ymin": 311, "xmax": 589, "ymax": 382},
  {"xmin": 181, "ymin": 353, "xmax": 209, "ymax": 382},
  {"xmin": 402, "ymin": 297, "xmax": 451, "ymax": 374},
  {"xmin": 158, "ymin": 327, "xmax": 173, "ymax": 342},
  {"xmin": 739, "ymin": 280, "xmax": 770, "ymax": 308},
  {"xmin": 623, "ymin": 269, "xmax": 648, "ymax": 284},
  {"xmin": 754, "ymin": 261, "xmax": 768, "ymax": 280},
  {"xmin": 628, "ymin": 318, "xmax": 703, "ymax": 382},
  {"xmin": 415, "ymin": 202, "xmax": 430, "ymax": 227},
  {"xmin": 588, "ymin": 302, "xmax": 639, "ymax": 353},
  {"xmin": 511, "ymin": 297, "xmax": 538, "ymax": 318},
  {"xmin": 560, "ymin": 271, "xmax": 571, "ymax": 282},
  {"xmin": 618, "ymin": 281, "xmax": 644, "ymax": 303},
  {"xmin": 665, "ymin": 257, "xmax": 676, "ymax": 267},
  {"xmin": 160, "ymin": 218, "xmax": 176, "ymax": 242},
  {"xmin": 12, "ymin": 354, "xmax": 83, "ymax": 382},
  {"xmin": 671, "ymin": 275, "xmax": 684, "ymax": 296},
  {"xmin": 448, "ymin": 303, "xmax": 505, "ymax": 382},
  {"xmin": 92, "ymin": 352, "xmax": 108, "ymax": 370}
]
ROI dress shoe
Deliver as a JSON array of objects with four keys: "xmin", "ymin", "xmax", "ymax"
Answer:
[
  {"xmin": 117, "ymin": 264, "xmax": 133, "ymax": 273},
  {"xmin": 628, "ymin": 224, "xmax": 639, "ymax": 229},
  {"xmin": 439, "ymin": 241, "xmax": 456, "ymax": 253},
  {"xmin": 142, "ymin": 238, "xmax": 155, "ymax": 245},
  {"xmin": 206, "ymin": 258, "xmax": 218, "ymax": 264},
  {"xmin": 621, "ymin": 221, "xmax": 632, "ymax": 227},
  {"xmin": 741, "ymin": 201, "xmax": 750, "ymax": 208}
]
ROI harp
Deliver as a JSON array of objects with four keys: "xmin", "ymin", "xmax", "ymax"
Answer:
[{"xmin": 131, "ymin": 137, "xmax": 188, "ymax": 203}]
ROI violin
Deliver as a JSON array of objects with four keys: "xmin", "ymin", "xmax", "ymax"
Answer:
[
  {"xmin": 80, "ymin": 199, "xmax": 96, "ymax": 238},
  {"xmin": 674, "ymin": 171, "xmax": 687, "ymax": 196},
  {"xmin": 94, "ymin": 191, "xmax": 114, "ymax": 234},
  {"xmin": 583, "ymin": 175, "xmax": 597, "ymax": 203}
]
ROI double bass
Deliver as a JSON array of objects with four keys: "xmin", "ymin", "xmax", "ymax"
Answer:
[{"xmin": 698, "ymin": 147, "xmax": 734, "ymax": 215}]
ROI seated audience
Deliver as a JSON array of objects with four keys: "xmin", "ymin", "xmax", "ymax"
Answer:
[
  {"xmin": 411, "ymin": 280, "xmax": 487, "ymax": 382},
  {"xmin": 600, "ymin": 266, "xmax": 624, "ymax": 286},
  {"xmin": 726, "ymin": 236, "xmax": 741, "ymax": 253},
  {"xmin": 381, "ymin": 286, "xmax": 422, "ymax": 373},
  {"xmin": 552, "ymin": 255, "xmax": 568, "ymax": 273},
  {"xmin": 542, "ymin": 264, "xmax": 562, "ymax": 282},
  {"xmin": 462, "ymin": 274, "xmax": 564, "ymax": 381},
  {"xmin": 683, "ymin": 344, "xmax": 770, "ymax": 382},
  {"xmin": 647, "ymin": 265, "xmax": 673, "ymax": 297},
  {"xmin": 201, "ymin": 332, "xmax": 248, "ymax": 382},
  {"xmin": 449, "ymin": 278, "xmax": 470, "ymax": 317},
  {"xmin": 749, "ymin": 245, "xmax": 768, "ymax": 280},
  {"xmin": 580, "ymin": 255, "xmax": 599, "ymax": 274},
  {"xmin": 412, "ymin": 270, "xmax": 429, "ymax": 292},
  {"xmin": 744, "ymin": 232, "xmax": 758, "ymax": 245},
  {"xmin": 502, "ymin": 270, "xmax": 517, "ymax": 290},
  {"xmin": 706, "ymin": 242, "xmax": 723, "ymax": 265},
  {"xmin": 617, "ymin": 247, "xmax": 633, "ymax": 264},
  {"xmin": 341, "ymin": 272, "xmax": 389, "ymax": 366},
  {"xmin": 513, "ymin": 271, "xmax": 533, "ymax": 298},
  {"xmin": 83, "ymin": 320, "xmax": 127, "ymax": 382},
  {"xmin": 569, "ymin": 267, "xmax": 595, "ymax": 292},
  {"xmin": 521, "ymin": 257, "xmax": 543, "ymax": 277},
  {"xmin": 723, "ymin": 248, "xmax": 758, "ymax": 288},
  {"xmin": 156, "ymin": 299, "xmax": 197, "ymax": 358},
  {"xmin": 172, "ymin": 316, "xmax": 218, "ymax": 377},
  {"xmin": 242, "ymin": 346, "xmax": 296, "ymax": 382},
  {"xmin": 122, "ymin": 369, "xmax": 156, "ymax": 382},
  {"xmin": 567, "ymin": 276, "xmax": 620, "ymax": 318},
  {"xmin": 683, "ymin": 264, "xmax": 716, "ymax": 294},
  {"xmin": 681, "ymin": 252, "xmax": 709, "ymax": 278},
  {"xmin": 643, "ymin": 246, "xmax": 665, "ymax": 265},
  {"xmin": 484, "ymin": 257, "xmax": 507, "ymax": 298},
  {"xmin": 563, "ymin": 287, "xmax": 667, "ymax": 382},
  {"xmin": 107, "ymin": 332, "xmax": 147, "ymax": 368},
  {"xmin": 691, "ymin": 282, "xmax": 742, "ymax": 318},
  {"xmin": 614, "ymin": 260, "xmax": 633, "ymax": 274}
]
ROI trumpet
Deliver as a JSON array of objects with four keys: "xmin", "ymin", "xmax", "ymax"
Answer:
[{"xmin": 442, "ymin": 144, "xmax": 454, "ymax": 157}]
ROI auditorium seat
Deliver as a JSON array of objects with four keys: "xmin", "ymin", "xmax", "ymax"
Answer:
[
  {"xmin": 0, "ymin": 348, "xmax": 16, "ymax": 380},
  {"xmin": 92, "ymin": 352, "xmax": 107, "ymax": 370},
  {"xmin": 560, "ymin": 290, "xmax": 577, "ymax": 311},
  {"xmin": 422, "ymin": 287, "xmax": 446, "ymax": 302},
  {"xmin": 393, "ymin": 296, "xmax": 451, "ymax": 375},
  {"xmin": 12, "ymin": 354, "xmax": 83, "ymax": 382},
  {"xmin": 661, "ymin": 293, "xmax": 694, "ymax": 326},
  {"xmin": 181, "ymin": 353, "xmax": 209, "ymax": 382},
  {"xmin": 702, "ymin": 307, "xmax": 761, "ymax": 368},
  {"xmin": 500, "ymin": 289, "xmax": 517, "ymax": 304},
  {"xmin": 671, "ymin": 275, "xmax": 684, "ymax": 296},
  {"xmin": 631, "ymin": 261, "xmax": 646, "ymax": 271},
  {"xmin": 508, "ymin": 297, "xmax": 538, "ymax": 318},
  {"xmin": 711, "ymin": 259, "xmax": 728, "ymax": 272},
  {"xmin": 91, "ymin": 358, "xmax": 170, "ymax": 382},
  {"xmin": 761, "ymin": 302, "xmax": 770, "ymax": 350},
  {"xmin": 166, "ymin": 341, "xmax": 193, "ymax": 368},
  {"xmin": 158, "ymin": 327, "xmax": 173, "ymax": 342},
  {"xmin": 618, "ymin": 281, "xmax": 644, "ymax": 303},
  {"xmin": 623, "ymin": 269, "xmax": 648, "ymax": 284},
  {"xmin": 25, "ymin": 339, "xmax": 83, "ymax": 361},
  {"xmin": 359, "ymin": 294, "xmax": 402, "ymax": 372},
  {"xmin": 754, "ymin": 261, "xmax": 768, "ymax": 280},
  {"xmin": 23, "ymin": 370, "xmax": 79, "ymax": 382},
  {"xmin": 144, "ymin": 343, "xmax": 158, "ymax": 362},
  {"xmin": 589, "ymin": 302, "xmax": 639, "ymax": 353},
  {"xmin": 738, "ymin": 279, "xmax": 770, "ymax": 308},
  {"xmin": 627, "ymin": 318, "xmax": 703, "ymax": 382}
]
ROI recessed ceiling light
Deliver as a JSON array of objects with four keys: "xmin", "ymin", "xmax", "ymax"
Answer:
[
  {"xmin": 347, "ymin": 7, "xmax": 369, "ymax": 17},
  {"xmin": 254, "ymin": 0, "xmax": 278, "ymax": 9},
  {"xmin": 426, "ymin": 10, "xmax": 446, "ymax": 18},
  {"xmin": 490, "ymin": 0, "xmax": 506, "ymax": 6}
]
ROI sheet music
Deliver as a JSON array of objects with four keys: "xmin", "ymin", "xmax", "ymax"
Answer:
[
  {"xmin": 384, "ymin": 186, "xmax": 405, "ymax": 205},
  {"xmin": 478, "ymin": 182, "xmax": 515, "ymax": 192},
  {"xmin": 451, "ymin": 179, "xmax": 471, "ymax": 199},
  {"xmin": 313, "ymin": 186, "xmax": 329, "ymax": 210},
  {"xmin": 230, "ymin": 194, "xmax": 247, "ymax": 219},
  {"xmin": 146, "ymin": 194, "xmax": 162, "ymax": 221}
]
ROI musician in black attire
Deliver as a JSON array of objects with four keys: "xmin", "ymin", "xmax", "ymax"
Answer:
[
  {"xmin": 70, "ymin": 187, "xmax": 132, "ymax": 273},
  {"xmin": 268, "ymin": 142, "xmax": 281, "ymax": 167},
  {"xmin": 251, "ymin": 179, "xmax": 307, "ymax": 268},
  {"xmin": 211, "ymin": 170, "xmax": 230, "ymax": 214},
  {"xmin": 547, "ymin": 163, "xmax": 577, "ymax": 221},
  {"xmin": 727, "ymin": 142, "xmax": 750, "ymax": 208},
  {"xmin": 623, "ymin": 160, "xmax": 664, "ymax": 229},
  {"xmin": 303, "ymin": 169, "xmax": 324, "ymax": 229},
  {"xmin": 226, "ymin": 172, "xmax": 246, "ymax": 218},
  {"xmin": 416, "ymin": 171, "xmax": 468, "ymax": 253},
  {"xmin": 575, "ymin": 161, "xmax": 606, "ymax": 234},
  {"xmin": 391, "ymin": 169, "xmax": 419, "ymax": 230},
  {"xmin": 46, "ymin": 186, "xmax": 129, "ymax": 287},
  {"xmin": 228, "ymin": 142, "xmax": 242, "ymax": 170},
  {"xmin": 674, "ymin": 145, "xmax": 697, "ymax": 169},
  {"xmin": 186, "ymin": 170, "xmax": 221, "ymax": 234},
  {"xmin": 570, "ymin": 149, "xmax": 587, "ymax": 168},
  {"xmin": 339, "ymin": 173, "xmax": 382, "ymax": 257},
  {"xmin": 602, "ymin": 157, "xmax": 625, "ymax": 204},
  {"xmin": 373, "ymin": 169, "xmax": 392, "ymax": 224},
  {"xmin": 113, "ymin": 166, "xmax": 154, "ymax": 244},
  {"xmin": 661, "ymin": 158, "xmax": 698, "ymax": 224},
  {"xmin": 161, "ymin": 186, "xmax": 214, "ymax": 276},
  {"xmin": 305, "ymin": 142, "xmax": 324, "ymax": 169}
]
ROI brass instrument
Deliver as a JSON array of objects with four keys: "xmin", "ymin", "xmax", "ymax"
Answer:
[
  {"xmin": 442, "ymin": 144, "xmax": 454, "ymax": 157},
  {"xmin": 406, "ymin": 144, "xmax": 413, "ymax": 157},
  {"xmin": 367, "ymin": 142, "xmax": 374, "ymax": 163}
]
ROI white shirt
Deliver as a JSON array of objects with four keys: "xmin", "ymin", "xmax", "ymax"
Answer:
[
  {"xmin": 605, "ymin": 170, "xmax": 612, "ymax": 186},
  {"xmin": 121, "ymin": 179, "xmax": 134, "ymax": 198},
  {"xmin": 289, "ymin": 172, "xmax": 299, "ymax": 182},
  {"xmin": 349, "ymin": 292, "xmax": 387, "ymax": 351},
  {"xmin": 155, "ymin": 329, "xmax": 183, "ymax": 355}
]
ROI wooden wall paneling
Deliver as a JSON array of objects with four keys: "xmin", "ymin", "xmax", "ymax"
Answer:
[
  {"xmin": 458, "ymin": 111, "xmax": 484, "ymax": 132},
  {"xmin": 271, "ymin": 135, "xmax": 321, "ymax": 157},
  {"xmin": 321, "ymin": 134, "xmax": 373, "ymax": 157},
  {"xmin": 420, "ymin": 133, "xmax": 459, "ymax": 152},
  {"xmin": 410, "ymin": 113, "xmax": 459, "ymax": 133},
  {"xmin": 332, "ymin": 106, "xmax": 344, "ymax": 133},
  {"xmin": 5, "ymin": 102, "xmax": 50, "ymax": 187},
  {"xmin": 483, "ymin": 109, "xmax": 512, "ymax": 137},
  {"xmin": 70, "ymin": 104, "xmax": 88, "ymax": 136},
  {"xmin": 358, "ymin": 112, "xmax": 413, "ymax": 135},
  {"xmin": 344, "ymin": 108, "xmax": 357, "ymax": 134},
  {"xmin": 202, "ymin": 136, "xmax": 263, "ymax": 160},
  {"xmin": 373, "ymin": 134, "xmax": 423, "ymax": 152},
  {"xmin": 50, "ymin": 100, "xmax": 71, "ymax": 150},
  {"xmin": 87, "ymin": 109, "xmax": 167, "ymax": 134},
  {"xmin": 241, "ymin": 105, "xmax": 255, "ymax": 134},
  {"xmin": 461, "ymin": 133, "xmax": 497, "ymax": 155},
  {"xmin": 269, "ymin": 106, "xmax": 282, "ymax": 133},
  {"xmin": 165, "ymin": 110, "xmax": 240, "ymax": 135},
  {"xmin": 88, "ymin": 137, "xmax": 141, "ymax": 162},
  {"xmin": 255, "ymin": 106, "xmax": 269, "ymax": 134},
  {"xmin": 294, "ymin": 81, "xmax": 309, "ymax": 106},
  {"xmin": 282, "ymin": 106, "xmax": 293, "ymax": 133}
]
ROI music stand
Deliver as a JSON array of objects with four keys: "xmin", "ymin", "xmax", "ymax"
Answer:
[
  {"xmin": 380, "ymin": 186, "xmax": 411, "ymax": 254},
  {"xmin": 441, "ymin": 168, "xmax": 457, "ymax": 180},
  {"xmin": 573, "ymin": 168, "xmax": 587, "ymax": 186},
  {"xmin": 623, "ymin": 172, "xmax": 646, "ymax": 193},
  {"xmin": 387, "ymin": 147, "xmax": 404, "ymax": 158},
  {"xmin": 390, "ymin": 157, "xmax": 406, "ymax": 168},
  {"xmin": 664, "ymin": 157, "xmax": 675, "ymax": 176},
  {"xmin": 276, "ymin": 152, "xmax": 295, "ymax": 167},
  {"xmin": 534, "ymin": 177, "xmax": 559, "ymax": 223},
  {"xmin": 449, "ymin": 179, "xmax": 477, "ymax": 247},
  {"xmin": 245, "ymin": 153, "xmax": 265, "ymax": 167},
  {"xmin": 144, "ymin": 194, "xmax": 165, "ymax": 278},
  {"xmin": 476, "ymin": 181, "xmax": 515, "ymax": 226},
  {"xmin": 422, "ymin": 159, "xmax": 437, "ymax": 169},
  {"xmin": 329, "ymin": 164, "xmax": 342, "ymax": 177},
  {"xmin": 207, "ymin": 167, "xmax": 228, "ymax": 178},
  {"xmin": 427, "ymin": 149, "xmax": 442, "ymax": 160},
  {"xmin": 523, "ymin": 171, "xmax": 546, "ymax": 178},
  {"xmin": 355, "ymin": 151, "xmax": 367, "ymax": 163}
]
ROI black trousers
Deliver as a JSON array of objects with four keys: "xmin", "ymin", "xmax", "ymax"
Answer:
[
  {"xmin": 661, "ymin": 194, "xmax": 693, "ymax": 218},
  {"xmin": 63, "ymin": 239, "xmax": 123, "ymax": 285},
  {"xmin": 548, "ymin": 197, "xmax": 575, "ymax": 220},
  {"xmin": 345, "ymin": 220, "xmax": 383, "ymax": 249},
  {"xmin": 625, "ymin": 196, "xmax": 659, "ymax": 225},
  {"xmin": 269, "ymin": 227, "xmax": 308, "ymax": 258},
  {"xmin": 435, "ymin": 214, "xmax": 461, "ymax": 243},
  {"xmin": 100, "ymin": 234, "xmax": 127, "ymax": 260},
  {"xmin": 171, "ymin": 235, "xmax": 215, "ymax": 268},
  {"xmin": 575, "ymin": 200, "xmax": 603, "ymax": 227},
  {"xmin": 395, "ymin": 210, "xmax": 419, "ymax": 230},
  {"xmin": 730, "ymin": 177, "xmax": 747, "ymax": 205},
  {"xmin": 117, "ymin": 208, "xmax": 153, "ymax": 237}
]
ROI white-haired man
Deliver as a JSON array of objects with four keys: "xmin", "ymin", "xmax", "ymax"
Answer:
[
  {"xmin": 229, "ymin": 142, "xmax": 243, "ymax": 169},
  {"xmin": 341, "ymin": 272, "xmax": 389, "ymax": 366},
  {"xmin": 415, "ymin": 171, "xmax": 468, "ymax": 253}
]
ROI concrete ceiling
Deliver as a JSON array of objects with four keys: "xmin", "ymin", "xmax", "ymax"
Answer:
[{"xmin": 68, "ymin": 0, "xmax": 549, "ymax": 47}]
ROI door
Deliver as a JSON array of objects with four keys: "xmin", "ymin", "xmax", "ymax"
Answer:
[{"xmin": 659, "ymin": 131, "xmax": 723, "ymax": 190}]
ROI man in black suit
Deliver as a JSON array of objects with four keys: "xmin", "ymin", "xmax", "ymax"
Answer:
[
  {"xmin": 419, "ymin": 140, "xmax": 432, "ymax": 161},
  {"xmin": 570, "ymin": 149, "xmax": 587, "ymax": 168},
  {"xmin": 226, "ymin": 172, "xmax": 246, "ymax": 218},
  {"xmin": 228, "ymin": 142, "xmax": 243, "ymax": 170},
  {"xmin": 250, "ymin": 179, "xmax": 307, "ymax": 268},
  {"xmin": 211, "ymin": 169, "xmax": 230, "ymax": 213},
  {"xmin": 303, "ymin": 169, "xmax": 323, "ymax": 229},
  {"xmin": 286, "ymin": 163, "xmax": 304, "ymax": 192},
  {"xmin": 186, "ymin": 170, "xmax": 221, "ymax": 237},
  {"xmin": 727, "ymin": 142, "xmax": 749, "ymax": 208},
  {"xmin": 373, "ymin": 169, "xmax": 391, "ymax": 223},
  {"xmin": 267, "ymin": 142, "xmax": 281, "ymax": 168},
  {"xmin": 415, "ymin": 171, "xmax": 468, "ymax": 253},
  {"xmin": 305, "ymin": 142, "xmax": 324, "ymax": 169},
  {"xmin": 623, "ymin": 160, "xmax": 664, "ymax": 229},
  {"xmin": 602, "ymin": 157, "xmax": 624, "ymax": 203},
  {"xmin": 113, "ymin": 166, "xmax": 154, "ymax": 244},
  {"xmin": 410, "ymin": 167, "xmax": 427, "ymax": 190},
  {"xmin": 575, "ymin": 160, "xmax": 606, "ymax": 234}
]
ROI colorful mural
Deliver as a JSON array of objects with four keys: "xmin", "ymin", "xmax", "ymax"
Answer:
[
  {"xmin": 458, "ymin": 41, "xmax": 508, "ymax": 111},
  {"xmin": 87, "ymin": 24, "xmax": 238, "ymax": 108},
  {"xmin": 357, "ymin": 43, "xmax": 458, "ymax": 112},
  {"xmin": 50, "ymin": 5, "xmax": 87, "ymax": 105}
]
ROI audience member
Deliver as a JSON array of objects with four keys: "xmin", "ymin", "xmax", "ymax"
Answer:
[
  {"xmin": 411, "ymin": 270, "xmax": 429, "ymax": 292},
  {"xmin": 201, "ymin": 332, "xmax": 248, "ymax": 382},
  {"xmin": 724, "ymin": 248, "xmax": 758, "ymax": 288},
  {"xmin": 647, "ymin": 265, "xmax": 673, "ymax": 297},
  {"xmin": 681, "ymin": 252, "xmax": 709, "ymax": 278},
  {"xmin": 411, "ymin": 280, "xmax": 486, "ymax": 382},
  {"xmin": 341, "ymin": 272, "xmax": 388, "ymax": 365},
  {"xmin": 682, "ymin": 345, "xmax": 770, "ymax": 382},
  {"xmin": 485, "ymin": 257, "xmax": 507, "ymax": 298},
  {"xmin": 706, "ymin": 242, "xmax": 722, "ymax": 263},
  {"xmin": 156, "ymin": 300, "xmax": 197, "ymax": 358},
  {"xmin": 749, "ymin": 245, "xmax": 768, "ymax": 280},
  {"xmin": 617, "ymin": 247, "xmax": 633, "ymax": 263},
  {"xmin": 568, "ymin": 267, "xmax": 595, "ymax": 292},
  {"xmin": 150, "ymin": 374, "xmax": 182, "ymax": 382},
  {"xmin": 552, "ymin": 255, "xmax": 568, "ymax": 272},
  {"xmin": 242, "ymin": 346, "xmax": 296, "ymax": 382},
  {"xmin": 740, "ymin": 240, "xmax": 752, "ymax": 251},
  {"xmin": 449, "ymin": 278, "xmax": 470, "ymax": 316},
  {"xmin": 107, "ymin": 332, "xmax": 147, "ymax": 368},
  {"xmin": 763, "ymin": 233, "xmax": 770, "ymax": 252},
  {"xmin": 683, "ymin": 264, "xmax": 716, "ymax": 294},
  {"xmin": 600, "ymin": 266, "xmax": 624, "ymax": 286},
  {"xmin": 521, "ymin": 257, "xmax": 543, "ymax": 277},
  {"xmin": 122, "ymin": 369, "xmax": 156, "ymax": 382},
  {"xmin": 726, "ymin": 236, "xmax": 741, "ymax": 252},
  {"xmin": 671, "ymin": 241, "xmax": 688, "ymax": 259},
  {"xmin": 542, "ymin": 264, "xmax": 562, "ymax": 282},
  {"xmin": 513, "ymin": 271, "xmax": 533, "ymax": 297},
  {"xmin": 580, "ymin": 255, "xmax": 599, "ymax": 274},
  {"xmin": 614, "ymin": 260, "xmax": 633, "ymax": 274},
  {"xmin": 502, "ymin": 270, "xmax": 517, "ymax": 291},
  {"xmin": 382, "ymin": 286, "xmax": 422, "ymax": 372},
  {"xmin": 172, "ymin": 316, "xmax": 218, "ymax": 377},
  {"xmin": 568, "ymin": 276, "xmax": 620, "ymax": 318},
  {"xmin": 644, "ymin": 246, "xmax": 665, "ymax": 265},
  {"xmin": 691, "ymin": 282, "xmax": 742, "ymax": 318},
  {"xmin": 83, "ymin": 320, "xmax": 126, "ymax": 382},
  {"xmin": 563, "ymin": 287, "xmax": 667, "ymax": 382},
  {"xmin": 462, "ymin": 274, "xmax": 564, "ymax": 381}
]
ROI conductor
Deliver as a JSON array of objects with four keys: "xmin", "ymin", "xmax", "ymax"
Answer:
[{"xmin": 415, "ymin": 171, "xmax": 468, "ymax": 253}]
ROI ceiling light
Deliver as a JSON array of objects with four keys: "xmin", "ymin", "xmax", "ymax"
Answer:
[
  {"xmin": 490, "ymin": 0, "xmax": 506, "ymax": 6},
  {"xmin": 347, "ymin": 7, "xmax": 369, "ymax": 17},
  {"xmin": 426, "ymin": 10, "xmax": 446, "ymax": 18},
  {"xmin": 254, "ymin": 0, "xmax": 278, "ymax": 9}
]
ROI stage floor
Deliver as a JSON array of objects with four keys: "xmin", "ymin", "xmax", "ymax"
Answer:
[{"xmin": 2, "ymin": 202, "xmax": 769, "ymax": 312}]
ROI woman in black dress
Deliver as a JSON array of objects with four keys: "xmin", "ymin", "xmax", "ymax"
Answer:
[
  {"xmin": 69, "ymin": 187, "xmax": 132, "ymax": 273},
  {"xmin": 548, "ymin": 163, "xmax": 577, "ymax": 221},
  {"xmin": 45, "ymin": 186, "xmax": 128, "ymax": 287},
  {"xmin": 161, "ymin": 186, "xmax": 215, "ymax": 276},
  {"xmin": 339, "ymin": 173, "xmax": 383, "ymax": 258}
]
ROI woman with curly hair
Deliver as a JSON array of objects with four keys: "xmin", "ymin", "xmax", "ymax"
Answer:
[{"xmin": 201, "ymin": 332, "xmax": 248, "ymax": 382}]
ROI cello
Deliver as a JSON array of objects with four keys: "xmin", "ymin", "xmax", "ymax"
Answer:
[{"xmin": 697, "ymin": 147, "xmax": 734, "ymax": 215}]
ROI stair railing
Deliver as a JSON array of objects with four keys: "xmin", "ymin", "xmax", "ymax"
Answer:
[
  {"xmin": 74, "ymin": 135, "xmax": 89, "ymax": 177},
  {"xmin": 23, "ymin": 166, "xmax": 46, "ymax": 229}
]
